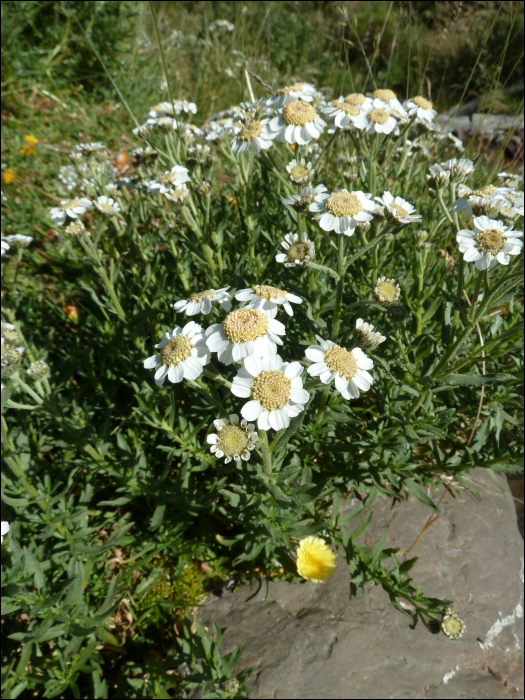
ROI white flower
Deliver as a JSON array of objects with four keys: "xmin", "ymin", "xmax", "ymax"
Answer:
[
  {"xmin": 310, "ymin": 188, "xmax": 376, "ymax": 235},
  {"xmin": 230, "ymin": 120, "xmax": 274, "ymax": 154},
  {"xmin": 94, "ymin": 195, "xmax": 120, "ymax": 216},
  {"xmin": 207, "ymin": 414, "xmax": 257, "ymax": 463},
  {"xmin": 206, "ymin": 308, "xmax": 285, "ymax": 366},
  {"xmin": 268, "ymin": 101, "xmax": 326, "ymax": 145},
  {"xmin": 58, "ymin": 165, "xmax": 77, "ymax": 192},
  {"xmin": 403, "ymin": 96, "xmax": 437, "ymax": 121},
  {"xmin": 370, "ymin": 88, "xmax": 404, "ymax": 111},
  {"xmin": 286, "ymin": 158, "xmax": 314, "ymax": 185},
  {"xmin": 174, "ymin": 287, "xmax": 231, "ymax": 316},
  {"xmin": 266, "ymin": 83, "xmax": 317, "ymax": 109},
  {"xmin": 355, "ymin": 318, "xmax": 386, "ymax": 349},
  {"xmin": 373, "ymin": 277, "xmax": 401, "ymax": 305},
  {"xmin": 144, "ymin": 322, "xmax": 210, "ymax": 386},
  {"xmin": 235, "ymin": 285, "xmax": 302, "ymax": 318},
  {"xmin": 375, "ymin": 191, "xmax": 422, "ymax": 225},
  {"xmin": 456, "ymin": 216, "xmax": 523, "ymax": 270},
  {"xmin": 1, "ymin": 239, "xmax": 10, "ymax": 256},
  {"xmin": 305, "ymin": 336, "xmax": 374, "ymax": 400},
  {"xmin": 174, "ymin": 100, "xmax": 197, "ymax": 115},
  {"xmin": 283, "ymin": 184, "xmax": 327, "ymax": 212},
  {"xmin": 3, "ymin": 234, "xmax": 33, "ymax": 248},
  {"xmin": 342, "ymin": 92, "xmax": 373, "ymax": 110},
  {"xmin": 146, "ymin": 116, "xmax": 178, "ymax": 131},
  {"xmin": 440, "ymin": 158, "xmax": 474, "ymax": 183},
  {"xmin": 75, "ymin": 142, "xmax": 106, "ymax": 154},
  {"xmin": 511, "ymin": 194, "xmax": 524, "ymax": 217},
  {"xmin": 321, "ymin": 98, "xmax": 365, "ymax": 129},
  {"xmin": 49, "ymin": 198, "xmax": 92, "ymax": 226},
  {"xmin": 353, "ymin": 108, "xmax": 397, "ymax": 135},
  {"xmin": 1, "ymin": 521, "xmax": 9, "ymax": 543},
  {"xmin": 453, "ymin": 184, "xmax": 514, "ymax": 215},
  {"xmin": 275, "ymin": 232, "xmax": 315, "ymax": 267},
  {"xmin": 133, "ymin": 123, "xmax": 152, "ymax": 138},
  {"xmin": 213, "ymin": 19, "xmax": 235, "ymax": 32},
  {"xmin": 147, "ymin": 166, "xmax": 191, "ymax": 195},
  {"xmin": 231, "ymin": 354, "xmax": 309, "ymax": 431},
  {"xmin": 497, "ymin": 171, "xmax": 523, "ymax": 188},
  {"xmin": 164, "ymin": 184, "xmax": 190, "ymax": 205},
  {"xmin": 147, "ymin": 101, "xmax": 175, "ymax": 118}
]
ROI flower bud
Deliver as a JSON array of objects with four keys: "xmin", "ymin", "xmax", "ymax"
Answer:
[
  {"xmin": 292, "ymin": 195, "xmax": 312, "ymax": 213},
  {"xmin": 469, "ymin": 196, "xmax": 502, "ymax": 218},
  {"xmin": 196, "ymin": 181, "xmax": 212, "ymax": 195},
  {"xmin": 1, "ymin": 343, "xmax": 22, "ymax": 378},
  {"xmin": 355, "ymin": 221, "xmax": 370, "ymax": 234},
  {"xmin": 427, "ymin": 165, "xmax": 450, "ymax": 190},
  {"xmin": 441, "ymin": 606, "xmax": 465, "ymax": 640},
  {"xmin": 65, "ymin": 221, "xmax": 86, "ymax": 238},
  {"xmin": 27, "ymin": 361, "xmax": 49, "ymax": 381},
  {"xmin": 387, "ymin": 305, "xmax": 409, "ymax": 322},
  {"xmin": 413, "ymin": 230, "xmax": 428, "ymax": 242}
]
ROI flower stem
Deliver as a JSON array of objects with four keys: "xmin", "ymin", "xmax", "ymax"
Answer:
[
  {"xmin": 79, "ymin": 235, "xmax": 126, "ymax": 319},
  {"xmin": 331, "ymin": 235, "xmax": 346, "ymax": 341},
  {"xmin": 259, "ymin": 430, "xmax": 272, "ymax": 477},
  {"xmin": 306, "ymin": 262, "xmax": 340, "ymax": 280}
]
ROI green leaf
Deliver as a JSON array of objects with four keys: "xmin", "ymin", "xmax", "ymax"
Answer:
[
  {"xmin": 486, "ymin": 462, "xmax": 524, "ymax": 475},
  {"xmin": 403, "ymin": 478, "xmax": 439, "ymax": 512},
  {"xmin": 350, "ymin": 510, "xmax": 373, "ymax": 541},
  {"xmin": 435, "ymin": 373, "xmax": 514, "ymax": 387},
  {"xmin": 370, "ymin": 530, "xmax": 386, "ymax": 565}
]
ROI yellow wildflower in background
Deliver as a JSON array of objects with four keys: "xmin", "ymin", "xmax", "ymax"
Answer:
[
  {"xmin": 296, "ymin": 536, "xmax": 336, "ymax": 583},
  {"xmin": 20, "ymin": 135, "xmax": 39, "ymax": 156},
  {"xmin": 2, "ymin": 168, "xmax": 16, "ymax": 184}
]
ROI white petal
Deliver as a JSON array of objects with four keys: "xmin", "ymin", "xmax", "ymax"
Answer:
[
  {"xmin": 207, "ymin": 434, "xmax": 219, "ymax": 444},
  {"xmin": 290, "ymin": 387, "xmax": 309, "ymax": 404},
  {"xmin": 258, "ymin": 411, "xmax": 271, "ymax": 431},
  {"xmin": 241, "ymin": 400, "xmax": 263, "ymax": 421},
  {"xmin": 154, "ymin": 365, "xmax": 168, "ymax": 382},
  {"xmin": 182, "ymin": 356, "xmax": 204, "ymax": 380},
  {"xmin": 231, "ymin": 380, "xmax": 252, "ymax": 398},
  {"xmin": 269, "ymin": 409, "xmax": 288, "ymax": 430},
  {"xmin": 305, "ymin": 347, "xmax": 325, "ymax": 362},
  {"xmin": 285, "ymin": 361, "xmax": 303, "ymax": 379},
  {"xmin": 168, "ymin": 364, "xmax": 184, "ymax": 383},
  {"xmin": 144, "ymin": 355, "xmax": 161, "ymax": 369}
]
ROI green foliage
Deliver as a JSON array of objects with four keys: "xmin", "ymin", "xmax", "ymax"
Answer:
[{"xmin": 1, "ymin": 2, "xmax": 524, "ymax": 698}]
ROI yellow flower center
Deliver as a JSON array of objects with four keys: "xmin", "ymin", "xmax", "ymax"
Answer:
[
  {"xmin": 323, "ymin": 345, "xmax": 358, "ymax": 380},
  {"xmin": 189, "ymin": 289, "xmax": 216, "ymax": 303},
  {"xmin": 331, "ymin": 100, "xmax": 360, "ymax": 116},
  {"xmin": 252, "ymin": 285, "xmax": 284, "ymax": 300},
  {"xmin": 250, "ymin": 370, "xmax": 291, "ymax": 411},
  {"xmin": 372, "ymin": 89, "xmax": 397, "ymax": 101},
  {"xmin": 412, "ymin": 95, "xmax": 433, "ymax": 110},
  {"xmin": 238, "ymin": 121, "xmax": 263, "ymax": 142},
  {"xmin": 392, "ymin": 203, "xmax": 408, "ymax": 219},
  {"xmin": 160, "ymin": 335, "xmax": 193, "ymax": 366},
  {"xmin": 368, "ymin": 109, "xmax": 390, "ymax": 125},
  {"xmin": 159, "ymin": 172, "xmax": 179, "ymax": 186},
  {"xmin": 286, "ymin": 241, "xmax": 311, "ymax": 263},
  {"xmin": 277, "ymin": 83, "xmax": 307, "ymax": 95},
  {"xmin": 289, "ymin": 164, "xmax": 311, "ymax": 182},
  {"xmin": 59, "ymin": 199, "xmax": 82, "ymax": 211},
  {"xmin": 217, "ymin": 424, "xmax": 250, "ymax": 457},
  {"xmin": 471, "ymin": 185, "xmax": 497, "ymax": 197},
  {"xmin": 475, "ymin": 229, "xmax": 505, "ymax": 255},
  {"xmin": 374, "ymin": 278, "xmax": 400, "ymax": 305},
  {"xmin": 345, "ymin": 93, "xmax": 366, "ymax": 106},
  {"xmin": 282, "ymin": 101, "xmax": 317, "ymax": 126},
  {"xmin": 441, "ymin": 614, "xmax": 465, "ymax": 639},
  {"xmin": 97, "ymin": 202, "xmax": 115, "ymax": 215},
  {"xmin": 325, "ymin": 191, "xmax": 363, "ymax": 218},
  {"xmin": 221, "ymin": 309, "xmax": 269, "ymax": 344}
]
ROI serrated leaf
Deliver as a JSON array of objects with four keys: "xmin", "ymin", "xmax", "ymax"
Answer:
[{"xmin": 435, "ymin": 373, "xmax": 514, "ymax": 387}]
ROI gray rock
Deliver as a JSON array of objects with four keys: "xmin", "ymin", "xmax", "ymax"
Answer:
[
  {"xmin": 471, "ymin": 113, "xmax": 524, "ymax": 133},
  {"xmin": 435, "ymin": 115, "xmax": 471, "ymax": 137},
  {"xmin": 201, "ymin": 469, "xmax": 524, "ymax": 699}
]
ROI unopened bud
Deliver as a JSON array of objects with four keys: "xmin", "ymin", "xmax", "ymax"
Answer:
[
  {"xmin": 469, "ymin": 196, "xmax": 502, "ymax": 218},
  {"xmin": 427, "ymin": 165, "xmax": 450, "ymax": 190},
  {"xmin": 27, "ymin": 361, "xmax": 49, "ymax": 381},
  {"xmin": 343, "ymin": 171, "xmax": 358, "ymax": 182},
  {"xmin": 355, "ymin": 221, "xmax": 370, "ymax": 234},
  {"xmin": 292, "ymin": 195, "xmax": 311, "ymax": 212},
  {"xmin": 1, "ymin": 343, "xmax": 22, "ymax": 378},
  {"xmin": 65, "ymin": 221, "xmax": 86, "ymax": 238},
  {"xmin": 69, "ymin": 151, "xmax": 83, "ymax": 164},
  {"xmin": 185, "ymin": 157, "xmax": 199, "ymax": 168},
  {"xmin": 441, "ymin": 606, "xmax": 465, "ymax": 640},
  {"xmin": 413, "ymin": 230, "xmax": 428, "ymax": 242},
  {"xmin": 428, "ymin": 188, "xmax": 437, "ymax": 199},
  {"xmin": 419, "ymin": 241, "xmax": 432, "ymax": 251},
  {"xmin": 387, "ymin": 305, "xmax": 409, "ymax": 322},
  {"xmin": 196, "ymin": 181, "xmax": 212, "ymax": 195}
]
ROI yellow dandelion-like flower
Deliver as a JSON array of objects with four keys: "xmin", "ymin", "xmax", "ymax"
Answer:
[
  {"xmin": 24, "ymin": 135, "xmax": 39, "ymax": 145},
  {"xmin": 296, "ymin": 536, "xmax": 336, "ymax": 583},
  {"xmin": 19, "ymin": 135, "xmax": 39, "ymax": 157},
  {"xmin": 2, "ymin": 168, "xmax": 16, "ymax": 184}
]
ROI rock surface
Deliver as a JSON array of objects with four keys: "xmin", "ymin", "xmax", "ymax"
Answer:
[{"xmin": 201, "ymin": 469, "xmax": 524, "ymax": 699}]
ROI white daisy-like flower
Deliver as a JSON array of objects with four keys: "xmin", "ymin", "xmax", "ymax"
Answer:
[
  {"xmin": 235, "ymin": 285, "xmax": 302, "ymax": 318},
  {"xmin": 174, "ymin": 287, "xmax": 231, "ymax": 316},
  {"xmin": 207, "ymin": 414, "xmax": 257, "ymax": 463},
  {"xmin": 283, "ymin": 184, "xmax": 327, "ymax": 212},
  {"xmin": 309, "ymin": 188, "xmax": 376, "ymax": 235},
  {"xmin": 231, "ymin": 354, "xmax": 309, "ymax": 431},
  {"xmin": 456, "ymin": 216, "xmax": 523, "ymax": 270},
  {"xmin": 266, "ymin": 83, "xmax": 317, "ymax": 109},
  {"xmin": 133, "ymin": 123, "xmax": 152, "ymax": 138},
  {"xmin": 286, "ymin": 158, "xmax": 314, "ymax": 185},
  {"xmin": 353, "ymin": 108, "xmax": 397, "ymax": 135},
  {"xmin": 49, "ymin": 198, "xmax": 92, "ymax": 226},
  {"xmin": 213, "ymin": 19, "xmax": 235, "ymax": 32},
  {"xmin": 355, "ymin": 318, "xmax": 386, "ymax": 349},
  {"xmin": 1, "ymin": 521, "xmax": 9, "ymax": 543},
  {"xmin": 370, "ymin": 88, "xmax": 404, "ymax": 111},
  {"xmin": 453, "ymin": 184, "xmax": 514, "ymax": 215},
  {"xmin": 440, "ymin": 158, "xmax": 474, "ymax": 183},
  {"xmin": 147, "ymin": 166, "xmax": 191, "ymax": 195},
  {"xmin": 305, "ymin": 336, "xmax": 374, "ymax": 400},
  {"xmin": 373, "ymin": 277, "xmax": 401, "ymax": 305},
  {"xmin": 75, "ymin": 142, "xmax": 106, "ymax": 154},
  {"xmin": 94, "ymin": 195, "xmax": 120, "ymax": 216},
  {"xmin": 403, "ymin": 96, "xmax": 437, "ymax": 121},
  {"xmin": 144, "ymin": 322, "xmax": 210, "ymax": 386},
  {"xmin": 321, "ymin": 98, "xmax": 365, "ymax": 129},
  {"xmin": 174, "ymin": 100, "xmax": 198, "ymax": 116},
  {"xmin": 497, "ymin": 171, "xmax": 523, "ymax": 188},
  {"xmin": 275, "ymin": 232, "xmax": 315, "ymax": 267},
  {"xmin": 511, "ymin": 194, "xmax": 524, "ymax": 216},
  {"xmin": 164, "ymin": 184, "xmax": 190, "ymax": 205},
  {"xmin": 147, "ymin": 101, "xmax": 175, "ymax": 118},
  {"xmin": 446, "ymin": 132, "xmax": 465, "ymax": 151},
  {"xmin": 58, "ymin": 165, "xmax": 77, "ymax": 192},
  {"xmin": 343, "ymin": 92, "xmax": 373, "ymax": 110},
  {"xmin": 374, "ymin": 191, "xmax": 422, "ymax": 225},
  {"xmin": 268, "ymin": 101, "xmax": 326, "ymax": 145},
  {"xmin": 2, "ymin": 234, "xmax": 33, "ymax": 248},
  {"xmin": 206, "ymin": 308, "xmax": 285, "ymax": 366},
  {"xmin": 230, "ymin": 120, "xmax": 274, "ymax": 154},
  {"xmin": 146, "ymin": 116, "xmax": 178, "ymax": 131},
  {"xmin": 1, "ymin": 239, "xmax": 11, "ymax": 256}
]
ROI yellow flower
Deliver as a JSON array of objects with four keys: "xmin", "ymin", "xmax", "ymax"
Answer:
[
  {"xmin": 20, "ymin": 135, "xmax": 39, "ymax": 156},
  {"xmin": 296, "ymin": 536, "xmax": 336, "ymax": 583},
  {"xmin": 2, "ymin": 168, "xmax": 16, "ymax": 184},
  {"xmin": 24, "ymin": 135, "xmax": 39, "ymax": 145}
]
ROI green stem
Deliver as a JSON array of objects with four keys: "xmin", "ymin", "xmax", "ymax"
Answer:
[
  {"xmin": 306, "ymin": 262, "xmax": 340, "ymax": 280},
  {"xmin": 436, "ymin": 189, "xmax": 454, "ymax": 226},
  {"xmin": 259, "ymin": 430, "xmax": 272, "ymax": 477},
  {"xmin": 79, "ymin": 236, "xmax": 126, "ymax": 318},
  {"xmin": 331, "ymin": 235, "xmax": 346, "ymax": 341},
  {"xmin": 169, "ymin": 239, "xmax": 190, "ymax": 291},
  {"xmin": 469, "ymin": 270, "xmax": 486, "ymax": 322}
]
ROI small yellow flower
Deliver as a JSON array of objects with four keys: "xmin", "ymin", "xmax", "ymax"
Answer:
[
  {"xmin": 2, "ymin": 168, "xmax": 16, "ymax": 184},
  {"xmin": 24, "ymin": 135, "xmax": 39, "ymax": 145},
  {"xmin": 63, "ymin": 304, "xmax": 80, "ymax": 323},
  {"xmin": 296, "ymin": 536, "xmax": 336, "ymax": 583},
  {"xmin": 19, "ymin": 135, "xmax": 39, "ymax": 157},
  {"xmin": 227, "ymin": 196, "xmax": 237, "ymax": 208}
]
